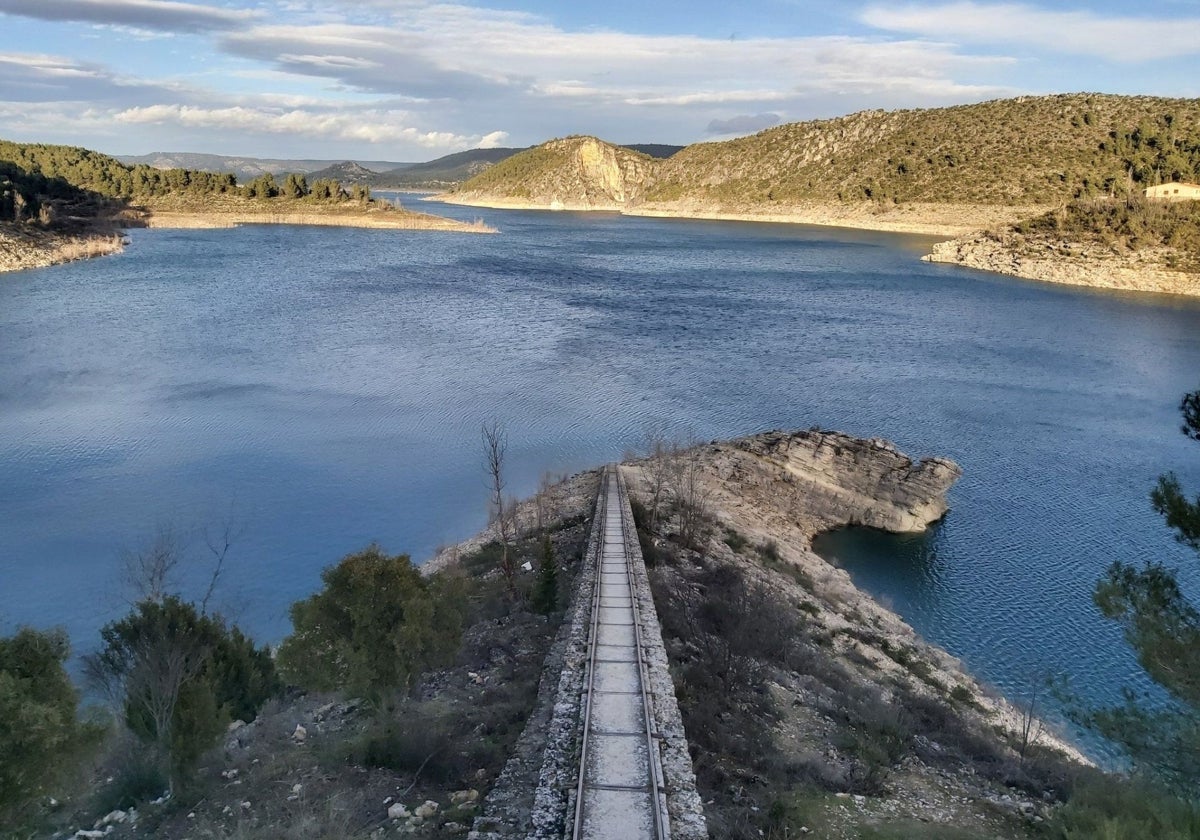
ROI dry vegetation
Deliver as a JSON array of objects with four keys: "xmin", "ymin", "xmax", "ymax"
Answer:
[
  {"xmin": 454, "ymin": 93, "xmax": 1200, "ymax": 215},
  {"xmin": 645, "ymin": 93, "xmax": 1200, "ymax": 207}
]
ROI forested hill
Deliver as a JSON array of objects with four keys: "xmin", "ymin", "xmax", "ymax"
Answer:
[
  {"xmin": 1, "ymin": 139, "xmax": 375, "ymax": 226},
  {"xmin": 454, "ymin": 94, "xmax": 1200, "ymax": 209},
  {"xmin": 0, "ymin": 140, "xmax": 238, "ymax": 207}
]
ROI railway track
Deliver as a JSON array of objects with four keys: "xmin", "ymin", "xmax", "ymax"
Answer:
[{"xmin": 570, "ymin": 467, "xmax": 671, "ymax": 840}]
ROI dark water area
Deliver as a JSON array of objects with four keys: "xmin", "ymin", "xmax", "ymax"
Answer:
[{"xmin": 2, "ymin": 196, "xmax": 1199, "ymax": 757}]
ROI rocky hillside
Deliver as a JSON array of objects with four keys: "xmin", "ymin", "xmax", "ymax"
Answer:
[
  {"xmin": 305, "ymin": 161, "xmax": 380, "ymax": 185},
  {"xmin": 446, "ymin": 94, "xmax": 1200, "ymax": 220},
  {"xmin": 448, "ymin": 136, "xmax": 659, "ymax": 210}
]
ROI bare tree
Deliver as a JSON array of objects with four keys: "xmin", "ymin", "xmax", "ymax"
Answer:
[
  {"xmin": 121, "ymin": 514, "xmax": 244, "ymax": 613},
  {"xmin": 668, "ymin": 443, "xmax": 713, "ymax": 551},
  {"xmin": 199, "ymin": 518, "xmax": 244, "ymax": 615},
  {"xmin": 122, "ymin": 523, "xmax": 186, "ymax": 605},
  {"xmin": 641, "ymin": 432, "xmax": 677, "ymax": 533},
  {"xmin": 83, "ymin": 600, "xmax": 214, "ymax": 793},
  {"xmin": 1015, "ymin": 670, "xmax": 1052, "ymax": 763},
  {"xmin": 534, "ymin": 472, "xmax": 557, "ymax": 535},
  {"xmin": 482, "ymin": 421, "xmax": 517, "ymax": 597}
]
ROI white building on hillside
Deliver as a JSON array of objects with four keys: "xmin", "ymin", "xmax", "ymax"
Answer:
[{"xmin": 1144, "ymin": 182, "xmax": 1200, "ymax": 201}]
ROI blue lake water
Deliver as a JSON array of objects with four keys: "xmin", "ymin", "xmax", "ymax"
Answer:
[{"xmin": 2, "ymin": 197, "xmax": 1199, "ymax": 755}]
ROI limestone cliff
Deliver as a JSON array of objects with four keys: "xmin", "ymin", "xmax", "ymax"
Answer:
[
  {"xmin": 705, "ymin": 429, "xmax": 961, "ymax": 539},
  {"xmin": 446, "ymin": 136, "xmax": 656, "ymax": 211}
]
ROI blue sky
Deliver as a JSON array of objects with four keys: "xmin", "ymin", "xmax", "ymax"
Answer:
[{"xmin": 0, "ymin": 0, "xmax": 1197, "ymax": 162}]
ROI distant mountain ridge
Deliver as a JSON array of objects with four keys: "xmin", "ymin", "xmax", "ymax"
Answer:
[
  {"xmin": 115, "ymin": 152, "xmax": 416, "ymax": 182},
  {"xmin": 117, "ymin": 144, "xmax": 684, "ymax": 189}
]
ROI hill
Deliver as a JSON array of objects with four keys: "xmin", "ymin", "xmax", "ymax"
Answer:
[
  {"xmin": 446, "ymin": 94, "xmax": 1200, "ymax": 226},
  {"xmin": 305, "ymin": 161, "xmax": 381, "ymax": 184},
  {"xmin": 116, "ymin": 152, "xmax": 415, "ymax": 182},
  {"xmin": 449, "ymin": 136, "xmax": 659, "ymax": 210},
  {"xmin": 1, "ymin": 139, "xmax": 489, "ymax": 272},
  {"xmin": 372, "ymin": 147, "xmax": 527, "ymax": 189},
  {"xmin": 371, "ymin": 144, "xmax": 681, "ymax": 190}
]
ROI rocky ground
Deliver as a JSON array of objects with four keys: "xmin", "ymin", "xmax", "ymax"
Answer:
[
  {"xmin": 621, "ymin": 429, "xmax": 1089, "ymax": 839},
  {"xmin": 0, "ymin": 224, "xmax": 126, "ymax": 274},
  {"xmin": 924, "ymin": 231, "xmax": 1200, "ymax": 297}
]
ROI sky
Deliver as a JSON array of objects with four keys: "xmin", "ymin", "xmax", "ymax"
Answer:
[{"xmin": 1, "ymin": 0, "xmax": 1198, "ymax": 162}]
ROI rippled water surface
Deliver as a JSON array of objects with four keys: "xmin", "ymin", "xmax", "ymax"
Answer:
[{"xmin": 3, "ymin": 199, "xmax": 1199, "ymax": 744}]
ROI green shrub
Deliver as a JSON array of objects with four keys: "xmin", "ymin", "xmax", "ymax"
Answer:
[
  {"xmin": 0, "ymin": 627, "xmax": 103, "ymax": 825},
  {"xmin": 1046, "ymin": 773, "xmax": 1200, "ymax": 839},
  {"xmin": 723, "ymin": 528, "xmax": 749, "ymax": 554},
  {"xmin": 89, "ymin": 596, "xmax": 278, "ymax": 791},
  {"xmin": 277, "ymin": 545, "xmax": 464, "ymax": 710},
  {"xmin": 91, "ymin": 750, "xmax": 167, "ymax": 814}
]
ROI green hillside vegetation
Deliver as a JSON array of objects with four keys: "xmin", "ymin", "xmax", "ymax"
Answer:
[
  {"xmin": 456, "ymin": 94, "xmax": 1200, "ymax": 211},
  {"xmin": 647, "ymin": 94, "xmax": 1200, "ymax": 206},
  {"xmin": 1, "ymin": 140, "xmax": 377, "ymax": 228},
  {"xmin": 1011, "ymin": 196, "xmax": 1200, "ymax": 271},
  {"xmin": 454, "ymin": 141, "xmax": 576, "ymax": 198}
]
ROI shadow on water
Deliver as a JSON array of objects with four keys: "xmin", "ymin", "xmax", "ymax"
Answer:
[{"xmin": 812, "ymin": 522, "xmax": 947, "ymax": 619}]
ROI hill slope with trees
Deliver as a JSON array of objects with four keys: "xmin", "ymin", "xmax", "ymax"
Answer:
[
  {"xmin": 0, "ymin": 139, "xmax": 490, "ymax": 273},
  {"xmin": 442, "ymin": 94, "xmax": 1200, "ymax": 294}
]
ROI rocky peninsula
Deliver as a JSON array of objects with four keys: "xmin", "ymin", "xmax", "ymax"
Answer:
[
  {"xmin": 924, "ymin": 224, "xmax": 1200, "ymax": 298},
  {"xmin": 422, "ymin": 429, "xmax": 1089, "ymax": 839}
]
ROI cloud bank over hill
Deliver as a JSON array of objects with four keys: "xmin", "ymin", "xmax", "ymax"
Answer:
[{"xmin": 0, "ymin": 0, "xmax": 1197, "ymax": 158}]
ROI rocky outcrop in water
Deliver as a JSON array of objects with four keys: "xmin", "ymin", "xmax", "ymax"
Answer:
[{"xmin": 716, "ymin": 429, "xmax": 962, "ymax": 537}]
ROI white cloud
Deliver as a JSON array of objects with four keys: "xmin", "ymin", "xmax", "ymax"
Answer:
[
  {"xmin": 113, "ymin": 102, "xmax": 490, "ymax": 147},
  {"xmin": 862, "ymin": 2, "xmax": 1200, "ymax": 62},
  {"xmin": 477, "ymin": 130, "xmax": 509, "ymax": 148}
]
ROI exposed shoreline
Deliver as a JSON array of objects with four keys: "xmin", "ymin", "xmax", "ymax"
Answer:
[
  {"xmin": 0, "ymin": 205, "xmax": 494, "ymax": 275},
  {"xmin": 436, "ymin": 192, "xmax": 1200, "ymax": 297},
  {"xmin": 432, "ymin": 193, "xmax": 1042, "ymax": 238},
  {"xmin": 924, "ymin": 232, "xmax": 1200, "ymax": 297},
  {"xmin": 0, "ymin": 224, "xmax": 127, "ymax": 274},
  {"xmin": 143, "ymin": 208, "xmax": 495, "ymax": 233}
]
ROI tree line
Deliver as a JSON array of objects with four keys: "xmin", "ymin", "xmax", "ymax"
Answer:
[{"xmin": 0, "ymin": 139, "xmax": 372, "ymax": 225}]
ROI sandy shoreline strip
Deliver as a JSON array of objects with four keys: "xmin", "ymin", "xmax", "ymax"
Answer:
[
  {"xmin": 432, "ymin": 194, "xmax": 1043, "ymax": 238},
  {"xmin": 144, "ymin": 209, "xmax": 495, "ymax": 233},
  {"xmin": 0, "ymin": 207, "xmax": 495, "ymax": 274}
]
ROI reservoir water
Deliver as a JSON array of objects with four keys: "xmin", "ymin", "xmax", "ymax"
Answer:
[{"xmin": 2, "ymin": 198, "xmax": 1199, "ymax": 754}]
